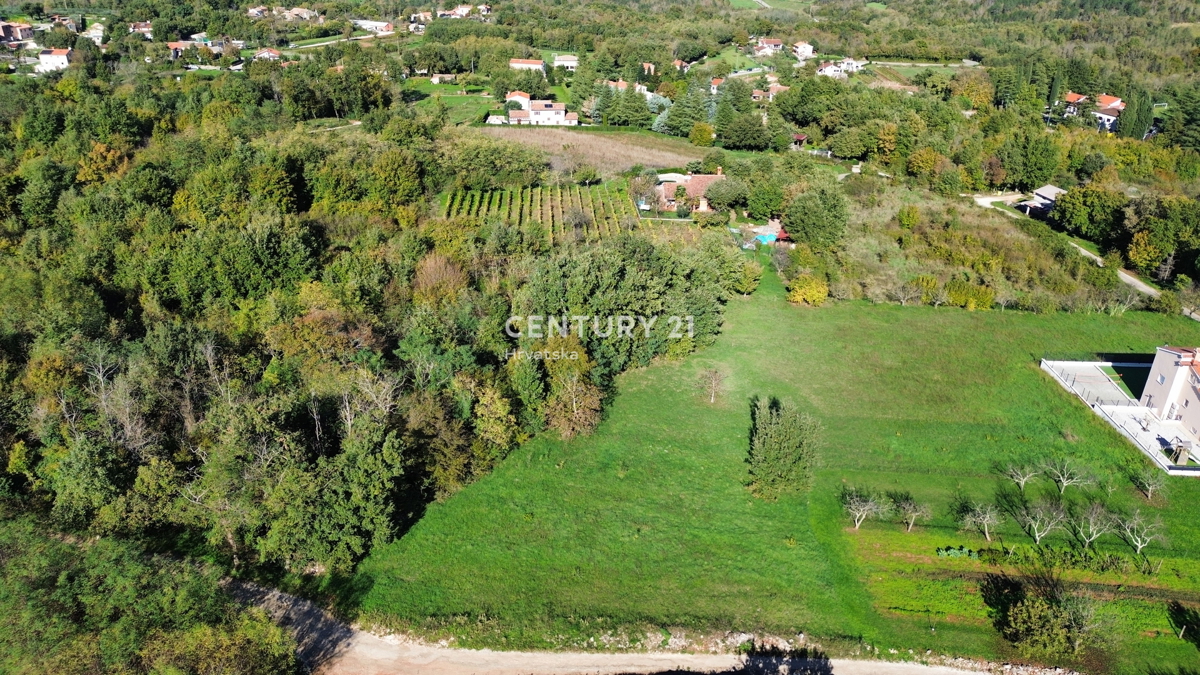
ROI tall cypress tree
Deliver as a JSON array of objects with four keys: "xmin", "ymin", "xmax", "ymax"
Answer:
[{"xmin": 666, "ymin": 83, "xmax": 707, "ymax": 137}]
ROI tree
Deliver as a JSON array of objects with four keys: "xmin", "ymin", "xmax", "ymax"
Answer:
[
  {"xmin": 698, "ymin": 368, "xmax": 727, "ymax": 403},
  {"xmin": 747, "ymin": 399, "xmax": 822, "ymax": 497},
  {"xmin": 689, "ymin": 121, "xmax": 716, "ymax": 147},
  {"xmin": 962, "ymin": 503, "xmax": 1002, "ymax": 541},
  {"xmin": 889, "ymin": 491, "xmax": 931, "ymax": 532},
  {"xmin": 1116, "ymin": 508, "xmax": 1164, "ymax": 556},
  {"xmin": 841, "ymin": 486, "xmax": 890, "ymax": 529},
  {"xmin": 573, "ymin": 165, "xmax": 600, "ymax": 185},
  {"xmin": 546, "ymin": 373, "xmax": 602, "ymax": 440},
  {"xmin": 1017, "ymin": 501, "xmax": 1065, "ymax": 544},
  {"xmin": 783, "ymin": 183, "xmax": 849, "ymax": 249},
  {"xmin": 1041, "ymin": 458, "xmax": 1092, "ymax": 494},
  {"xmin": 1003, "ymin": 463, "xmax": 1040, "ymax": 492},
  {"xmin": 748, "ymin": 183, "xmax": 784, "ymax": 220},
  {"xmin": 787, "ymin": 274, "xmax": 829, "ymax": 306},
  {"xmin": 722, "ymin": 114, "xmax": 770, "ymax": 150},
  {"xmin": 1130, "ymin": 466, "xmax": 1166, "ymax": 501},
  {"xmin": 1069, "ymin": 502, "xmax": 1114, "ymax": 550},
  {"xmin": 704, "ymin": 178, "xmax": 747, "ymax": 212},
  {"xmin": 667, "ymin": 84, "xmax": 707, "ymax": 137},
  {"xmin": 734, "ymin": 260, "xmax": 763, "ymax": 296}
]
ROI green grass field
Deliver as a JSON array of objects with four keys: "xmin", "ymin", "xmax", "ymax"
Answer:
[
  {"xmin": 707, "ymin": 46, "xmax": 758, "ymax": 72},
  {"xmin": 352, "ymin": 267, "xmax": 1200, "ymax": 672}
]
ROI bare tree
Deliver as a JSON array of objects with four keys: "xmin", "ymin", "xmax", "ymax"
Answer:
[
  {"xmin": 888, "ymin": 491, "xmax": 931, "ymax": 532},
  {"xmin": 1130, "ymin": 466, "xmax": 1167, "ymax": 502},
  {"xmin": 1017, "ymin": 501, "xmax": 1065, "ymax": 544},
  {"xmin": 1042, "ymin": 457, "xmax": 1092, "ymax": 494},
  {"xmin": 892, "ymin": 282, "xmax": 923, "ymax": 306},
  {"xmin": 1116, "ymin": 508, "xmax": 1165, "ymax": 556},
  {"xmin": 931, "ymin": 287, "xmax": 949, "ymax": 308},
  {"xmin": 963, "ymin": 503, "xmax": 1003, "ymax": 542},
  {"xmin": 842, "ymin": 489, "xmax": 890, "ymax": 530},
  {"xmin": 1002, "ymin": 463, "xmax": 1040, "ymax": 492},
  {"xmin": 1069, "ymin": 502, "xmax": 1114, "ymax": 550},
  {"xmin": 697, "ymin": 369, "xmax": 727, "ymax": 404}
]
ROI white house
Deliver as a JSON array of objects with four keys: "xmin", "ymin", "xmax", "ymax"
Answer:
[
  {"xmin": 35, "ymin": 48, "xmax": 71, "ymax": 73},
  {"xmin": 1090, "ymin": 95, "xmax": 1125, "ymax": 132},
  {"xmin": 1138, "ymin": 346, "xmax": 1200, "ymax": 461},
  {"xmin": 409, "ymin": 11, "xmax": 433, "ymax": 23},
  {"xmin": 793, "ymin": 41, "xmax": 813, "ymax": 60},
  {"xmin": 81, "ymin": 22, "xmax": 105, "ymax": 46},
  {"xmin": 672, "ymin": 58, "xmax": 691, "ymax": 73},
  {"xmin": 351, "ymin": 20, "xmax": 393, "ymax": 33},
  {"xmin": 816, "ymin": 61, "xmax": 843, "ymax": 78},
  {"xmin": 507, "ymin": 100, "xmax": 578, "ymax": 126},
  {"xmin": 247, "ymin": 6, "xmax": 269, "ymax": 18},
  {"xmin": 284, "ymin": 7, "xmax": 320, "ymax": 21},
  {"xmin": 128, "ymin": 21, "xmax": 153, "ymax": 37},
  {"xmin": 553, "ymin": 53, "xmax": 578, "ymax": 71},
  {"xmin": 755, "ymin": 37, "xmax": 784, "ymax": 55},
  {"xmin": 1016, "ymin": 184, "xmax": 1066, "ymax": 216},
  {"xmin": 710, "ymin": 77, "xmax": 724, "ymax": 95},
  {"xmin": 486, "ymin": 114, "xmax": 506, "ymax": 125},
  {"xmin": 607, "ymin": 79, "xmax": 653, "ymax": 101},
  {"xmin": 477, "ymin": 4, "xmax": 491, "ymax": 14},
  {"xmin": 430, "ymin": 73, "xmax": 456, "ymax": 84},
  {"xmin": 505, "ymin": 91, "xmax": 531, "ymax": 109},
  {"xmin": 253, "ymin": 47, "xmax": 282, "ymax": 61},
  {"xmin": 840, "ymin": 57, "xmax": 867, "ymax": 73},
  {"xmin": 509, "ymin": 58, "xmax": 544, "ymax": 72}
]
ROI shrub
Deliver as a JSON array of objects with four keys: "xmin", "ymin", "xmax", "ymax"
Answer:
[
  {"xmin": 1006, "ymin": 597, "xmax": 1072, "ymax": 658},
  {"xmin": 787, "ymin": 274, "xmax": 829, "ymax": 306},
  {"xmin": 1149, "ymin": 290, "xmax": 1181, "ymax": 314},
  {"xmin": 747, "ymin": 399, "xmax": 822, "ymax": 497},
  {"xmin": 944, "ymin": 278, "xmax": 994, "ymax": 310},
  {"xmin": 897, "ymin": 204, "xmax": 920, "ymax": 229},
  {"xmin": 694, "ymin": 211, "xmax": 729, "ymax": 228}
]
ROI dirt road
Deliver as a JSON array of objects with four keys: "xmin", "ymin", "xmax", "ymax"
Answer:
[{"xmin": 229, "ymin": 582, "xmax": 987, "ymax": 675}]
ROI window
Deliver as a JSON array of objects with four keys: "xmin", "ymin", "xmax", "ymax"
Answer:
[
  {"xmin": 1158, "ymin": 374, "xmax": 1167, "ymax": 385},
  {"xmin": 1187, "ymin": 399, "xmax": 1191, "ymax": 408}
]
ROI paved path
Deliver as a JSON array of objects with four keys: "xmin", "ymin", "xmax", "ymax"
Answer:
[
  {"xmin": 228, "ymin": 582, "xmax": 987, "ymax": 675},
  {"xmin": 969, "ymin": 193, "xmax": 1200, "ymax": 320}
]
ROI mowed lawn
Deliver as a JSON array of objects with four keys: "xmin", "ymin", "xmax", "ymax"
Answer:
[{"xmin": 354, "ymin": 269, "xmax": 1200, "ymax": 669}]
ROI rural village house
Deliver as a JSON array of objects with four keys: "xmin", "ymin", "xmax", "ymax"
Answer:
[
  {"xmin": 509, "ymin": 58, "xmax": 545, "ymax": 72},
  {"xmin": 792, "ymin": 41, "xmax": 813, "ymax": 60},
  {"xmin": 0, "ymin": 21, "xmax": 33, "ymax": 42},
  {"xmin": 658, "ymin": 169, "xmax": 726, "ymax": 212},
  {"xmin": 35, "ymin": 48, "xmax": 71, "ymax": 73},
  {"xmin": 553, "ymin": 54, "xmax": 578, "ymax": 71}
]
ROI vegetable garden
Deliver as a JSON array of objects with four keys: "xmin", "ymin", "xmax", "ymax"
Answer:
[{"xmin": 441, "ymin": 181, "xmax": 643, "ymax": 244}]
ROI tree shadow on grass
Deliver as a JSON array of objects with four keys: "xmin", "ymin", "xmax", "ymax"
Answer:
[{"xmin": 1167, "ymin": 600, "xmax": 1200, "ymax": 649}]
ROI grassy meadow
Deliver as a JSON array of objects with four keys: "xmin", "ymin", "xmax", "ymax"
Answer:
[{"xmin": 351, "ymin": 267, "xmax": 1200, "ymax": 673}]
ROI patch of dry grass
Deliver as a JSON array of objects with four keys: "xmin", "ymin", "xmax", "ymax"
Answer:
[{"xmin": 480, "ymin": 127, "xmax": 707, "ymax": 174}]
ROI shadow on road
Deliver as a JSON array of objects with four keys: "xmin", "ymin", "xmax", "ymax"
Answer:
[
  {"xmin": 226, "ymin": 580, "xmax": 356, "ymax": 668},
  {"xmin": 617, "ymin": 646, "xmax": 833, "ymax": 675}
]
